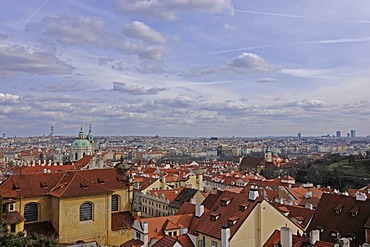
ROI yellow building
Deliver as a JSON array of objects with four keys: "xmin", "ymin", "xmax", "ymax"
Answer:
[
  {"xmin": 0, "ymin": 168, "xmax": 134, "ymax": 246},
  {"xmin": 195, "ymin": 185, "xmax": 302, "ymax": 247}
]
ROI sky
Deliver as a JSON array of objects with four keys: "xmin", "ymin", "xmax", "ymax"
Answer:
[{"xmin": 1, "ymin": 0, "xmax": 370, "ymax": 137}]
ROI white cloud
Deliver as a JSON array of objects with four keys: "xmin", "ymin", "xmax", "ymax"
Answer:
[
  {"xmin": 281, "ymin": 68, "xmax": 331, "ymax": 78},
  {"xmin": 0, "ymin": 44, "xmax": 73, "ymax": 78},
  {"xmin": 26, "ymin": 15, "xmax": 165, "ymax": 61},
  {"xmin": 256, "ymin": 77, "xmax": 279, "ymax": 83},
  {"xmin": 226, "ymin": 53, "xmax": 276, "ymax": 72},
  {"xmin": 112, "ymin": 82, "xmax": 167, "ymax": 95},
  {"xmin": 184, "ymin": 52, "xmax": 276, "ymax": 77},
  {"xmin": 124, "ymin": 21, "xmax": 165, "ymax": 45},
  {"xmin": 27, "ymin": 15, "xmax": 106, "ymax": 46},
  {"xmin": 0, "ymin": 93, "xmax": 20, "ymax": 104},
  {"xmin": 115, "ymin": 0, "xmax": 234, "ymax": 20},
  {"xmin": 223, "ymin": 23, "xmax": 235, "ymax": 31}
]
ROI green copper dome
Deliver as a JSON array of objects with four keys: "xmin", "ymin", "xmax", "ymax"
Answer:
[{"xmin": 72, "ymin": 139, "xmax": 92, "ymax": 147}]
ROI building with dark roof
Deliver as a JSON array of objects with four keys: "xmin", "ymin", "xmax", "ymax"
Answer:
[{"xmin": 306, "ymin": 192, "xmax": 370, "ymax": 247}]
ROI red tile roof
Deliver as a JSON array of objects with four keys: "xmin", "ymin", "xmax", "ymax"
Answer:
[
  {"xmin": 195, "ymin": 189, "xmax": 263, "ymax": 239},
  {"xmin": 3, "ymin": 211, "xmax": 24, "ymax": 224},
  {"xmin": 111, "ymin": 211, "xmax": 134, "ymax": 231},
  {"xmin": 263, "ymin": 229, "xmax": 334, "ymax": 247},
  {"xmin": 0, "ymin": 168, "xmax": 130, "ymax": 199},
  {"xmin": 307, "ymin": 193, "xmax": 370, "ymax": 246}
]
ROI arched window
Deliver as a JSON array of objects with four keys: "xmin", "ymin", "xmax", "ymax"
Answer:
[
  {"xmin": 80, "ymin": 202, "xmax": 93, "ymax": 221},
  {"xmin": 24, "ymin": 203, "xmax": 38, "ymax": 222},
  {"xmin": 112, "ymin": 195, "xmax": 119, "ymax": 211}
]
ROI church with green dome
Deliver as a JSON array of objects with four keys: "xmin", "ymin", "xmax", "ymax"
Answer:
[{"xmin": 70, "ymin": 125, "xmax": 94, "ymax": 161}]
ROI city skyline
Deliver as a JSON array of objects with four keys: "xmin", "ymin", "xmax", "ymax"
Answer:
[{"xmin": 1, "ymin": 1, "xmax": 370, "ymax": 137}]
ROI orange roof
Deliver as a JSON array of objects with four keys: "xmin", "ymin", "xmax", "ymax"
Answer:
[
  {"xmin": 0, "ymin": 168, "xmax": 129, "ymax": 199},
  {"xmin": 148, "ymin": 188, "xmax": 184, "ymax": 202}
]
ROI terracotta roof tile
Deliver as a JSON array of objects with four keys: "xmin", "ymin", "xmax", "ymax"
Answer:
[
  {"xmin": 121, "ymin": 239, "xmax": 144, "ymax": 247},
  {"xmin": 24, "ymin": 221, "xmax": 58, "ymax": 238},
  {"xmin": 195, "ymin": 189, "xmax": 263, "ymax": 239},
  {"xmin": 0, "ymin": 168, "xmax": 129, "ymax": 199},
  {"xmin": 152, "ymin": 236, "xmax": 178, "ymax": 247},
  {"xmin": 307, "ymin": 193, "xmax": 370, "ymax": 246},
  {"xmin": 111, "ymin": 211, "xmax": 134, "ymax": 231},
  {"xmin": 263, "ymin": 229, "xmax": 334, "ymax": 247},
  {"xmin": 3, "ymin": 211, "xmax": 24, "ymax": 224}
]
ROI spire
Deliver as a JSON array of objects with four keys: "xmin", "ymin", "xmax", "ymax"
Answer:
[
  {"xmin": 87, "ymin": 124, "xmax": 94, "ymax": 143},
  {"xmin": 78, "ymin": 125, "xmax": 84, "ymax": 139}
]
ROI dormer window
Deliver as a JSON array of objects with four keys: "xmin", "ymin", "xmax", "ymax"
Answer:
[
  {"xmin": 239, "ymin": 203, "xmax": 248, "ymax": 211},
  {"xmin": 227, "ymin": 216, "xmax": 238, "ymax": 226},
  {"xmin": 97, "ymin": 178, "xmax": 105, "ymax": 184},
  {"xmin": 334, "ymin": 203, "xmax": 343, "ymax": 213},
  {"xmin": 80, "ymin": 182, "xmax": 88, "ymax": 189},
  {"xmin": 315, "ymin": 225, "xmax": 324, "ymax": 233},
  {"xmin": 349, "ymin": 206, "xmax": 359, "ymax": 216},
  {"xmin": 220, "ymin": 197, "xmax": 231, "ymax": 207},
  {"xmin": 40, "ymin": 181, "xmax": 48, "ymax": 188},
  {"xmin": 210, "ymin": 212, "xmax": 220, "ymax": 221},
  {"xmin": 330, "ymin": 229, "xmax": 340, "ymax": 239},
  {"xmin": 13, "ymin": 182, "xmax": 20, "ymax": 190},
  {"xmin": 345, "ymin": 232, "xmax": 357, "ymax": 241}
]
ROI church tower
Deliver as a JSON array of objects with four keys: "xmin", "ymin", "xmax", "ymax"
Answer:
[
  {"xmin": 264, "ymin": 146, "xmax": 273, "ymax": 163},
  {"xmin": 70, "ymin": 125, "xmax": 94, "ymax": 162}
]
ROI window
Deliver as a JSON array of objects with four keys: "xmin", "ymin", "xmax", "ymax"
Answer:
[
  {"xmin": 136, "ymin": 231, "xmax": 141, "ymax": 239},
  {"xmin": 24, "ymin": 203, "xmax": 38, "ymax": 222},
  {"xmin": 10, "ymin": 224, "xmax": 16, "ymax": 233},
  {"xmin": 112, "ymin": 195, "xmax": 119, "ymax": 212},
  {"xmin": 211, "ymin": 240, "xmax": 218, "ymax": 247},
  {"xmin": 80, "ymin": 202, "xmax": 93, "ymax": 221}
]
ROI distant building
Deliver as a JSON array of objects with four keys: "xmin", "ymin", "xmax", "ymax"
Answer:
[
  {"xmin": 336, "ymin": 131, "xmax": 341, "ymax": 138},
  {"xmin": 350, "ymin": 129, "xmax": 356, "ymax": 138},
  {"xmin": 297, "ymin": 133, "xmax": 301, "ymax": 142}
]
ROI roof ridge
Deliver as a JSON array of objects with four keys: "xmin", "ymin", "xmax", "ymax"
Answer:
[{"xmin": 49, "ymin": 171, "xmax": 76, "ymax": 196}]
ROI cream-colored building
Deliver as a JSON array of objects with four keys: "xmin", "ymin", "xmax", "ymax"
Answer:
[
  {"xmin": 195, "ymin": 186, "xmax": 303, "ymax": 247},
  {"xmin": 0, "ymin": 168, "xmax": 134, "ymax": 246}
]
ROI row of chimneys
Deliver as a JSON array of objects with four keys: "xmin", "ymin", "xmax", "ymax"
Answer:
[
  {"xmin": 281, "ymin": 227, "xmax": 350, "ymax": 247},
  {"xmin": 14, "ymin": 160, "xmax": 64, "ymax": 167}
]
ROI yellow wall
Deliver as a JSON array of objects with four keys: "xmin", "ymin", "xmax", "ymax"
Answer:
[
  {"xmin": 18, "ymin": 196, "xmax": 52, "ymax": 223},
  {"xmin": 109, "ymin": 228, "xmax": 132, "ymax": 246},
  {"xmin": 198, "ymin": 234, "xmax": 221, "ymax": 247},
  {"xmin": 58, "ymin": 194, "xmax": 110, "ymax": 245},
  {"xmin": 230, "ymin": 200, "xmax": 301, "ymax": 247},
  {"xmin": 197, "ymin": 200, "xmax": 301, "ymax": 247},
  {"xmin": 11, "ymin": 184, "xmax": 133, "ymax": 246}
]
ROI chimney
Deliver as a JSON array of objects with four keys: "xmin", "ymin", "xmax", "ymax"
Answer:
[
  {"xmin": 355, "ymin": 191, "xmax": 367, "ymax": 201},
  {"xmin": 161, "ymin": 176, "xmax": 166, "ymax": 190},
  {"xmin": 142, "ymin": 222, "xmax": 149, "ymax": 246},
  {"xmin": 305, "ymin": 190, "xmax": 313, "ymax": 198},
  {"xmin": 310, "ymin": 229, "xmax": 320, "ymax": 245},
  {"xmin": 195, "ymin": 204, "xmax": 204, "ymax": 217},
  {"xmin": 181, "ymin": 226, "xmax": 188, "ymax": 235},
  {"xmin": 338, "ymin": 238, "xmax": 350, "ymax": 247},
  {"xmin": 305, "ymin": 203, "xmax": 313, "ymax": 210},
  {"xmin": 281, "ymin": 227, "xmax": 292, "ymax": 247},
  {"xmin": 198, "ymin": 174, "xmax": 203, "ymax": 191},
  {"xmin": 190, "ymin": 197, "xmax": 196, "ymax": 204},
  {"xmin": 249, "ymin": 185, "xmax": 259, "ymax": 201},
  {"xmin": 221, "ymin": 225, "xmax": 230, "ymax": 247}
]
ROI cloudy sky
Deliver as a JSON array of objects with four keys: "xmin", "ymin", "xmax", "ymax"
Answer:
[{"xmin": 1, "ymin": 0, "xmax": 370, "ymax": 137}]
